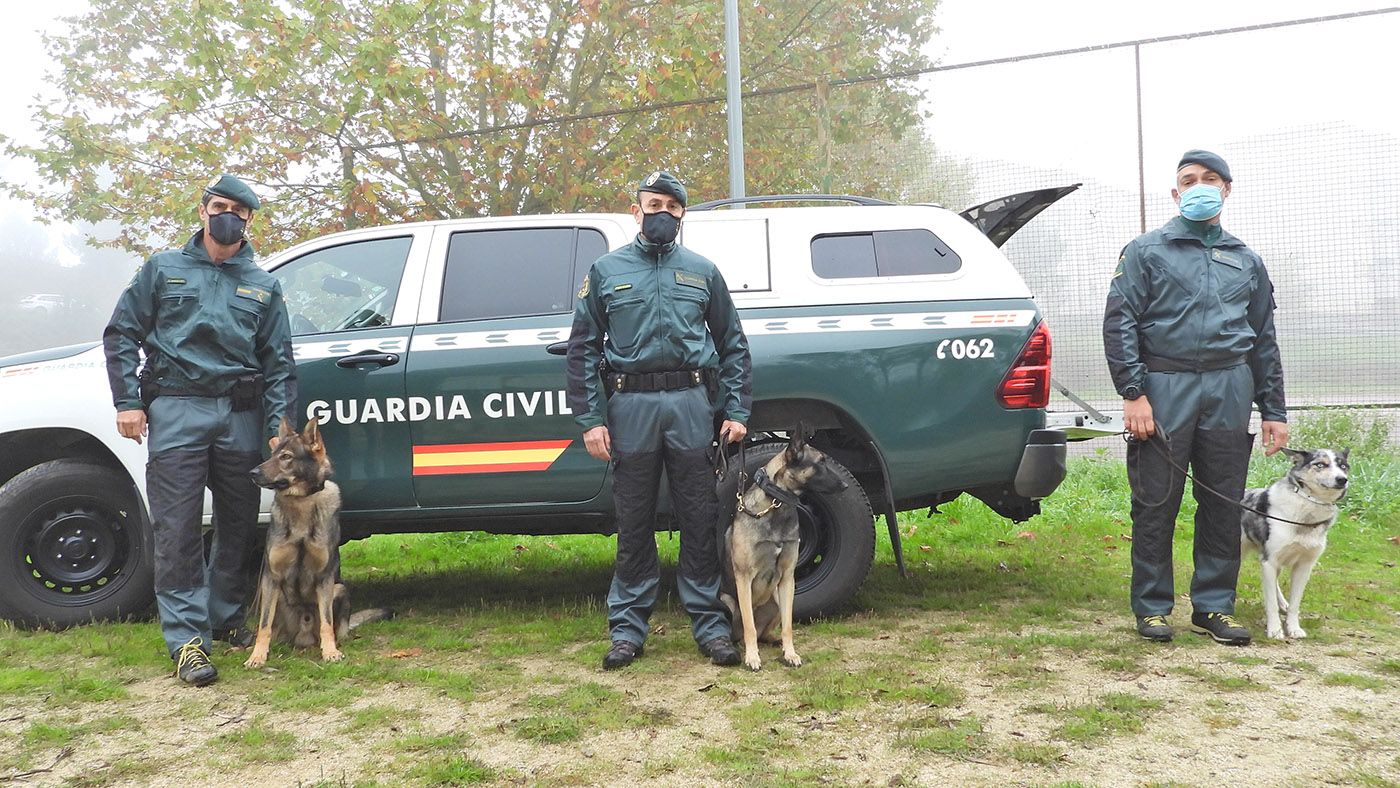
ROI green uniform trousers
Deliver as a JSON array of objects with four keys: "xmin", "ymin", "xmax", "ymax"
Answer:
[
  {"xmin": 146, "ymin": 395, "xmax": 262, "ymax": 656},
  {"xmin": 1127, "ymin": 364, "xmax": 1254, "ymax": 617},
  {"xmin": 605, "ymin": 386, "xmax": 729, "ymax": 647}
]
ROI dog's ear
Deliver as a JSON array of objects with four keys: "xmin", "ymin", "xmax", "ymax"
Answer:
[
  {"xmin": 1339, "ymin": 447, "xmax": 1350, "ymax": 463},
  {"xmin": 278, "ymin": 418, "xmax": 295, "ymax": 441},
  {"xmin": 1280, "ymin": 447, "xmax": 1309, "ymax": 467},
  {"xmin": 786, "ymin": 426, "xmax": 806, "ymax": 460},
  {"xmin": 302, "ymin": 417, "xmax": 323, "ymax": 451}
]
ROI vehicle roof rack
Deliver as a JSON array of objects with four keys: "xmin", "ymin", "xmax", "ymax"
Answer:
[{"xmin": 688, "ymin": 194, "xmax": 894, "ymax": 211}]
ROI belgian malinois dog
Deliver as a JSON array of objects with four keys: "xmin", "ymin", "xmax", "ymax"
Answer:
[
  {"xmin": 245, "ymin": 418, "xmax": 350, "ymax": 667},
  {"xmin": 720, "ymin": 429, "xmax": 849, "ymax": 671}
]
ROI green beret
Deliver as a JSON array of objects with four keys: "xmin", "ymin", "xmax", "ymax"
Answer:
[
  {"xmin": 203, "ymin": 174, "xmax": 261, "ymax": 211},
  {"xmin": 1176, "ymin": 149, "xmax": 1231, "ymax": 183},
  {"xmin": 637, "ymin": 170, "xmax": 687, "ymax": 207}
]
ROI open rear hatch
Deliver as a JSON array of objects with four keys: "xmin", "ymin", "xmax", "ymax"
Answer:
[{"xmin": 959, "ymin": 184, "xmax": 1081, "ymax": 247}]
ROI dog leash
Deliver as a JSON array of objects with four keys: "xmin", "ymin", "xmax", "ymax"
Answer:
[{"xmin": 1122, "ymin": 426, "xmax": 1335, "ymax": 527}]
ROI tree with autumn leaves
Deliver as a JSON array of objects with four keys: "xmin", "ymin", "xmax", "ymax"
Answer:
[{"xmin": 3, "ymin": 0, "xmax": 955, "ymax": 255}]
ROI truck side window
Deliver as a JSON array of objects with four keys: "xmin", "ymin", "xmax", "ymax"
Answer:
[
  {"xmin": 271, "ymin": 236, "xmax": 413, "ymax": 335},
  {"xmin": 442, "ymin": 227, "xmax": 606, "ymax": 321},
  {"xmin": 811, "ymin": 229, "xmax": 962, "ymax": 279}
]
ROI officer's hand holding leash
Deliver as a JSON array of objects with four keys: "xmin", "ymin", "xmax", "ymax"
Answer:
[
  {"xmin": 719, "ymin": 420, "xmax": 747, "ymax": 445},
  {"xmin": 583, "ymin": 425, "xmax": 612, "ymax": 462},
  {"xmin": 116, "ymin": 409, "xmax": 147, "ymax": 445},
  {"xmin": 1123, "ymin": 395, "xmax": 1155, "ymax": 442}
]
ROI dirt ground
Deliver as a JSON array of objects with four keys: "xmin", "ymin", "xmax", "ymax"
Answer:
[{"xmin": 4, "ymin": 611, "xmax": 1397, "ymax": 787}]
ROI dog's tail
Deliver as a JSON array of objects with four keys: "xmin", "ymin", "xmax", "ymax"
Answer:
[{"xmin": 349, "ymin": 607, "xmax": 394, "ymax": 630}]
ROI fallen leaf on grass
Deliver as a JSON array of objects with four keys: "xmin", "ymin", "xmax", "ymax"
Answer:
[
  {"xmin": 697, "ymin": 683, "xmax": 716, "ymax": 692},
  {"xmin": 995, "ymin": 539, "xmax": 1011, "ymax": 547},
  {"xmin": 918, "ymin": 544, "xmax": 932, "ymax": 552},
  {"xmin": 1119, "ymin": 534, "xmax": 1133, "ymax": 541},
  {"xmin": 513, "ymin": 544, "xmax": 529, "ymax": 552},
  {"xmin": 1016, "ymin": 531, "xmax": 1036, "ymax": 540},
  {"xmin": 1387, "ymin": 535, "xmax": 1400, "ymax": 545},
  {"xmin": 387, "ymin": 648, "xmax": 423, "ymax": 659},
  {"xmin": 545, "ymin": 541, "xmax": 561, "ymax": 550}
]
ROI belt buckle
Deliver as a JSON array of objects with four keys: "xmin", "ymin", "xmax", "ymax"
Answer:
[{"xmin": 691, "ymin": 371, "xmax": 701, "ymax": 385}]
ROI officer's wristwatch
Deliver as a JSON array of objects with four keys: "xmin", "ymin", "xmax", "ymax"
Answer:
[{"xmin": 1122, "ymin": 384, "xmax": 1143, "ymax": 401}]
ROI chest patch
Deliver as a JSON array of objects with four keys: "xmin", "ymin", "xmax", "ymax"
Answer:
[
  {"xmin": 675, "ymin": 271, "xmax": 707, "ymax": 289},
  {"xmin": 1211, "ymin": 249, "xmax": 1243, "ymax": 268},
  {"xmin": 236, "ymin": 285, "xmax": 270, "ymax": 304}
]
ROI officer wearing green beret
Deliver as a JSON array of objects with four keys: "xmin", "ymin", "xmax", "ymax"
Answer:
[
  {"xmin": 566, "ymin": 171, "xmax": 751, "ymax": 669},
  {"xmin": 104, "ymin": 174, "xmax": 296, "ymax": 685},
  {"xmin": 1104, "ymin": 150, "xmax": 1288, "ymax": 647}
]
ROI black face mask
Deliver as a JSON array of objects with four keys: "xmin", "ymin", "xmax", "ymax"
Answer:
[
  {"xmin": 207, "ymin": 211, "xmax": 247, "ymax": 245},
  {"xmin": 641, "ymin": 210, "xmax": 680, "ymax": 245}
]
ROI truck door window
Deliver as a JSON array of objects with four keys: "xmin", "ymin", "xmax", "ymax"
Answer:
[
  {"xmin": 441, "ymin": 227, "xmax": 606, "ymax": 321},
  {"xmin": 271, "ymin": 236, "xmax": 413, "ymax": 335},
  {"xmin": 811, "ymin": 229, "xmax": 961, "ymax": 279}
]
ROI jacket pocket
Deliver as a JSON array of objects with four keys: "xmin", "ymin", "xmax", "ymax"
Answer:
[{"xmin": 605, "ymin": 296, "xmax": 647, "ymax": 353}]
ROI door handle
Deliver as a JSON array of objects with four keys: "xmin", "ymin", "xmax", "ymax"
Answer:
[
  {"xmin": 546, "ymin": 341, "xmax": 568, "ymax": 356},
  {"xmin": 336, "ymin": 351, "xmax": 400, "ymax": 369}
]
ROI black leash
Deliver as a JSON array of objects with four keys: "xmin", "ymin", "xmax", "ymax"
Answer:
[{"xmin": 1122, "ymin": 425, "xmax": 1334, "ymax": 527}]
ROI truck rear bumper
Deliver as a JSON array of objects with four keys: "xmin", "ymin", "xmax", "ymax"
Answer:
[{"xmin": 1014, "ymin": 428, "xmax": 1067, "ymax": 499}]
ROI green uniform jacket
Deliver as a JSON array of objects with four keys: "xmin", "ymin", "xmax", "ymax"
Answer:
[
  {"xmin": 565, "ymin": 234, "xmax": 752, "ymax": 431},
  {"xmin": 1103, "ymin": 216, "xmax": 1286, "ymax": 421},
  {"xmin": 103, "ymin": 231, "xmax": 297, "ymax": 438}
]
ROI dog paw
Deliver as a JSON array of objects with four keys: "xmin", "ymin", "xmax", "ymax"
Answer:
[
  {"xmin": 744, "ymin": 653, "xmax": 762, "ymax": 671},
  {"xmin": 1286, "ymin": 624, "xmax": 1307, "ymax": 639},
  {"xmin": 244, "ymin": 654, "xmax": 267, "ymax": 669},
  {"xmin": 1266, "ymin": 625, "xmax": 1286, "ymax": 640},
  {"xmin": 322, "ymin": 648, "xmax": 344, "ymax": 662},
  {"xmin": 780, "ymin": 651, "xmax": 802, "ymax": 668}
]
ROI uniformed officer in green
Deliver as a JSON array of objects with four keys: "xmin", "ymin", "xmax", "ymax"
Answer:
[
  {"xmin": 104, "ymin": 174, "xmax": 296, "ymax": 686},
  {"xmin": 566, "ymin": 171, "xmax": 751, "ymax": 670},
  {"xmin": 1104, "ymin": 150, "xmax": 1288, "ymax": 646}
]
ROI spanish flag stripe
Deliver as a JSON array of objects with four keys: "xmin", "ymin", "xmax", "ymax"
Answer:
[
  {"xmin": 413, "ymin": 448, "xmax": 565, "ymax": 468},
  {"xmin": 414, "ymin": 461, "xmax": 554, "ymax": 476},
  {"xmin": 413, "ymin": 439, "xmax": 572, "ymax": 455}
]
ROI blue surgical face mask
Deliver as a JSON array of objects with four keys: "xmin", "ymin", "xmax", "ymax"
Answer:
[{"xmin": 1177, "ymin": 183, "xmax": 1224, "ymax": 221}]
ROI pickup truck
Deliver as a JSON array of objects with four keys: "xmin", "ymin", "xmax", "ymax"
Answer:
[{"xmin": 0, "ymin": 190, "xmax": 1074, "ymax": 628}]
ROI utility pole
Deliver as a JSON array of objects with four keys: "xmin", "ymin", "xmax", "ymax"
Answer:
[{"xmin": 724, "ymin": 0, "xmax": 746, "ymax": 200}]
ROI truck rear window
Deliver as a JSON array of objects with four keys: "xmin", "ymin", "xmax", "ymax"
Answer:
[{"xmin": 810, "ymin": 229, "xmax": 961, "ymax": 279}]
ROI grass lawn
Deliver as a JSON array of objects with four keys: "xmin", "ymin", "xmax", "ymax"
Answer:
[{"xmin": 0, "ymin": 414, "xmax": 1397, "ymax": 786}]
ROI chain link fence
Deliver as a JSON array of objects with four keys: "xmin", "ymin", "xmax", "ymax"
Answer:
[{"xmin": 743, "ymin": 9, "xmax": 1399, "ymax": 412}]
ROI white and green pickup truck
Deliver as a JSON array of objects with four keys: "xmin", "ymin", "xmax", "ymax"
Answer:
[{"xmin": 0, "ymin": 189, "xmax": 1076, "ymax": 628}]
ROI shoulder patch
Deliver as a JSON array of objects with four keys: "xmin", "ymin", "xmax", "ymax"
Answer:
[{"xmin": 576, "ymin": 276, "xmax": 590, "ymax": 299}]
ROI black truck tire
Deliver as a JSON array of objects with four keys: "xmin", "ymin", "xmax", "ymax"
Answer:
[
  {"xmin": 717, "ymin": 442, "xmax": 875, "ymax": 620},
  {"xmin": 0, "ymin": 460, "xmax": 154, "ymax": 628}
]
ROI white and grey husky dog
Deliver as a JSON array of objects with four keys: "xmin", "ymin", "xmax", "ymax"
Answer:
[{"xmin": 1240, "ymin": 447, "xmax": 1349, "ymax": 640}]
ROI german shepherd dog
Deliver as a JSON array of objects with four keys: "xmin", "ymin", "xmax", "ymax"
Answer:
[
  {"xmin": 721, "ymin": 429, "xmax": 848, "ymax": 671},
  {"xmin": 244, "ymin": 418, "xmax": 350, "ymax": 667},
  {"xmin": 1241, "ymin": 447, "xmax": 1349, "ymax": 641}
]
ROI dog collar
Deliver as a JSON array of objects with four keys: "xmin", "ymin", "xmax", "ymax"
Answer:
[
  {"xmin": 1290, "ymin": 480, "xmax": 1338, "ymax": 509},
  {"xmin": 749, "ymin": 468, "xmax": 813, "ymax": 520}
]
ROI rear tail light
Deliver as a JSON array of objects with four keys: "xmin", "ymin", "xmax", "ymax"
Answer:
[{"xmin": 997, "ymin": 321, "xmax": 1051, "ymax": 409}]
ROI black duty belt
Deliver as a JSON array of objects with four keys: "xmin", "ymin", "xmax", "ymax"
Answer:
[
  {"xmin": 1144, "ymin": 355, "xmax": 1245, "ymax": 374},
  {"xmin": 608, "ymin": 369, "xmax": 706, "ymax": 394}
]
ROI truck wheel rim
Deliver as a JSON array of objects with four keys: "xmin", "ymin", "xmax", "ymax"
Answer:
[
  {"xmin": 21, "ymin": 498, "xmax": 133, "ymax": 600},
  {"xmin": 794, "ymin": 494, "xmax": 837, "ymax": 593}
]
